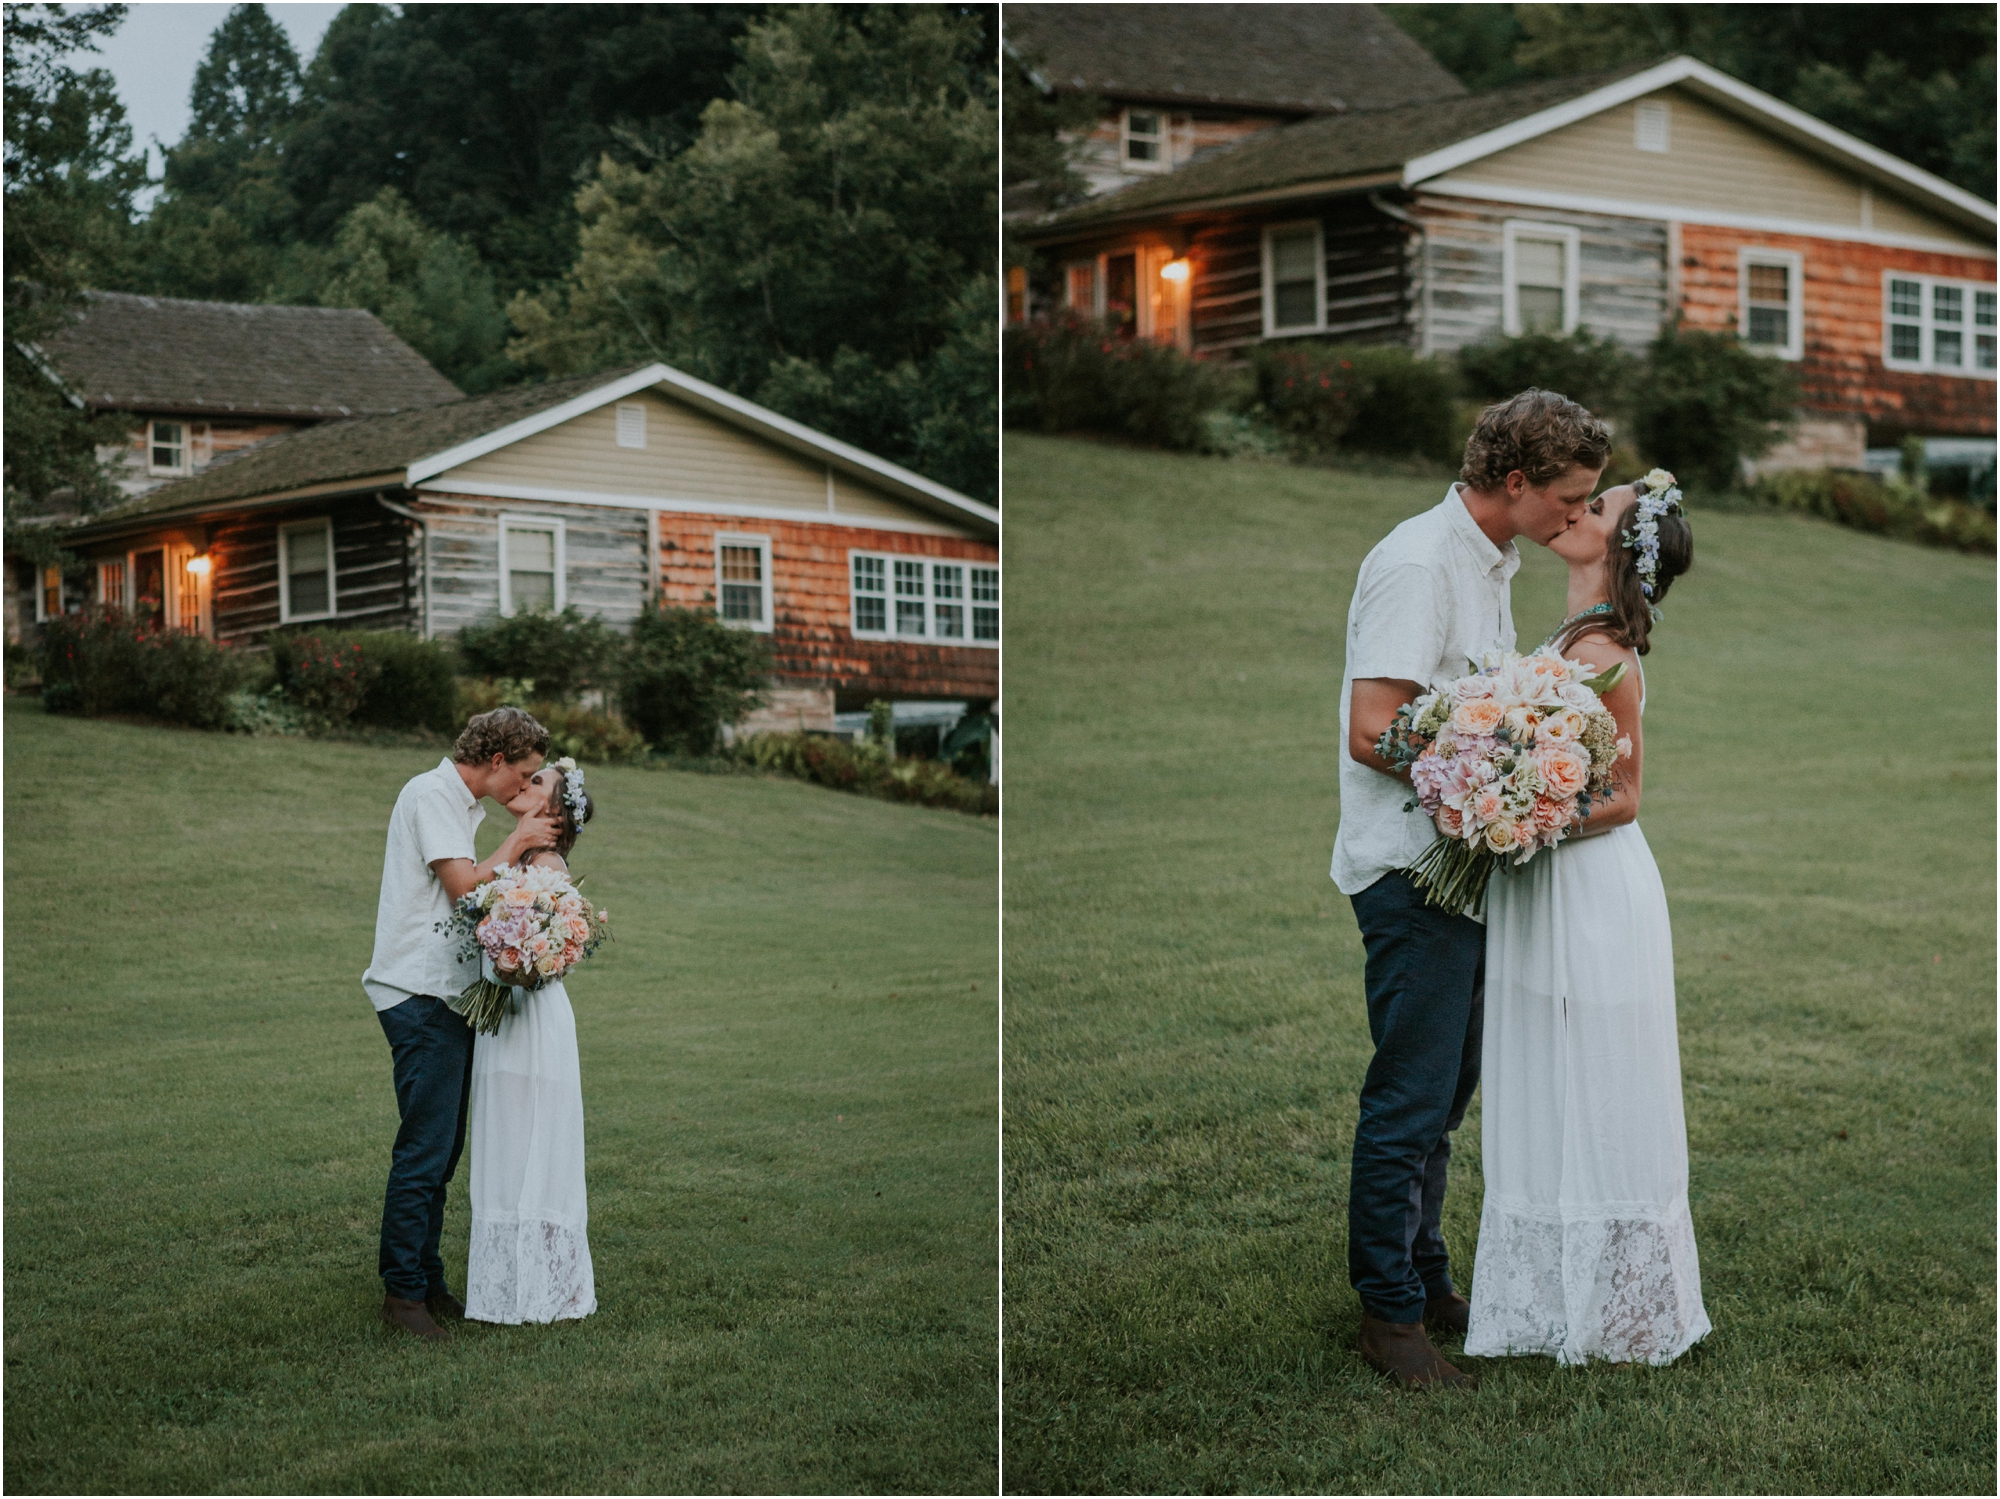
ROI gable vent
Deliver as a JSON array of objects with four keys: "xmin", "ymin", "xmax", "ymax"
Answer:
[
  {"xmin": 1635, "ymin": 100, "xmax": 1671, "ymax": 154},
  {"xmin": 615, "ymin": 401, "xmax": 646, "ymax": 449}
]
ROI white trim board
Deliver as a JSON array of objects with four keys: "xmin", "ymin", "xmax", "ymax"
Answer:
[
  {"xmin": 1402, "ymin": 56, "xmax": 1997, "ymax": 236},
  {"xmin": 412, "ymin": 477, "xmax": 976, "ymax": 537},
  {"xmin": 404, "ymin": 361, "xmax": 998, "ymax": 533},
  {"xmin": 1421, "ymin": 179, "xmax": 1997, "ymax": 259}
]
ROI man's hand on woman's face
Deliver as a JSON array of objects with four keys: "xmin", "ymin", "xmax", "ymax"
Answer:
[{"xmin": 510, "ymin": 808, "xmax": 559, "ymax": 852}]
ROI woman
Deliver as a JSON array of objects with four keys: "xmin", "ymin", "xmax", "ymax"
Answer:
[
  {"xmin": 1465, "ymin": 471, "xmax": 1709, "ymax": 1367},
  {"xmin": 464, "ymin": 759, "xmax": 598, "ymax": 1325}
]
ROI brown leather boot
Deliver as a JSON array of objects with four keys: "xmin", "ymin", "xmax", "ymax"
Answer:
[
  {"xmin": 381, "ymin": 1295, "xmax": 450, "ymax": 1342},
  {"xmin": 1358, "ymin": 1315, "xmax": 1476, "ymax": 1389},
  {"xmin": 1424, "ymin": 1290, "xmax": 1471, "ymax": 1340},
  {"xmin": 426, "ymin": 1288, "xmax": 466, "ymax": 1322}
]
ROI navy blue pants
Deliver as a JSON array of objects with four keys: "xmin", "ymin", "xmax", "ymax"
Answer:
[
  {"xmin": 1346, "ymin": 871, "xmax": 1485, "ymax": 1323},
  {"xmin": 376, "ymin": 994, "xmax": 474, "ymax": 1301}
]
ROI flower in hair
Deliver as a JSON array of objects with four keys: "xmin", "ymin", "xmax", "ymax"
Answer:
[
  {"xmin": 551, "ymin": 756, "xmax": 588, "ymax": 826},
  {"xmin": 1620, "ymin": 468, "xmax": 1683, "ymax": 607}
]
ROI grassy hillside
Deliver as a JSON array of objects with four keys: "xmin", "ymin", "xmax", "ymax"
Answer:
[
  {"xmin": 4, "ymin": 702, "xmax": 997, "ymax": 1494},
  {"xmin": 1001, "ymin": 435, "xmax": 1994, "ymax": 1495}
]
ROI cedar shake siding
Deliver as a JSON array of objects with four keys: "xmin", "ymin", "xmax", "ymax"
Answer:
[
  {"xmin": 656, "ymin": 514, "xmax": 998, "ymax": 704},
  {"xmin": 1676, "ymin": 224, "xmax": 1996, "ymax": 440}
]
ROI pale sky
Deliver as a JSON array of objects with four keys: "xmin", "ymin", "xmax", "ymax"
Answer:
[{"xmin": 87, "ymin": 1, "xmax": 346, "ymax": 205}]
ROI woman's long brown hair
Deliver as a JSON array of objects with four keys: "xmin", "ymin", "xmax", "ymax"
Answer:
[{"xmin": 1550, "ymin": 495, "xmax": 1694, "ymax": 658}]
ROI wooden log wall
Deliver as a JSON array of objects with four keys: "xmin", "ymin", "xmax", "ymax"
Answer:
[
  {"xmin": 211, "ymin": 494, "xmax": 417, "ymax": 645},
  {"xmin": 1188, "ymin": 195, "xmax": 1410, "ymax": 356}
]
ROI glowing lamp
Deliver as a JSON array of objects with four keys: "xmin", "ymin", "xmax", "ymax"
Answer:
[
  {"xmin": 1159, "ymin": 259, "xmax": 1191, "ymax": 283},
  {"xmin": 185, "ymin": 554, "xmax": 212, "ymax": 577}
]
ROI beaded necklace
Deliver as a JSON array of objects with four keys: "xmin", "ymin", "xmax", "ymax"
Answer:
[{"xmin": 1546, "ymin": 599, "xmax": 1613, "ymax": 647}]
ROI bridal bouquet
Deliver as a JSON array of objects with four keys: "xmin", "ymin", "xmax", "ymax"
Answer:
[
  {"xmin": 437, "ymin": 863, "xmax": 612, "ymax": 1034},
  {"xmin": 1377, "ymin": 647, "xmax": 1631, "ymax": 913}
]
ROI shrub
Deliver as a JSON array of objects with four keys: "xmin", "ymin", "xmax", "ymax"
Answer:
[
  {"xmin": 1004, "ymin": 312, "xmax": 1234, "ymax": 450},
  {"xmin": 730, "ymin": 731, "xmax": 998, "ymax": 815},
  {"xmin": 224, "ymin": 685, "xmax": 307, "ymax": 736},
  {"xmin": 272, "ymin": 634, "xmax": 378, "ymax": 729},
  {"xmin": 456, "ymin": 679, "xmax": 649, "ymax": 764},
  {"xmin": 348, "ymin": 631, "xmax": 460, "ymax": 733},
  {"xmin": 619, "ymin": 604, "xmax": 772, "ymax": 754},
  {"xmin": 1750, "ymin": 467, "xmax": 1996, "ymax": 554},
  {"xmin": 36, "ymin": 610, "xmax": 246, "ymax": 727},
  {"xmin": 1457, "ymin": 329, "xmax": 1638, "ymax": 419},
  {"xmin": 1250, "ymin": 342, "xmax": 1458, "ymax": 461},
  {"xmin": 455, "ymin": 605, "xmax": 621, "ymax": 701},
  {"xmin": 1631, "ymin": 324, "xmax": 1798, "ymax": 492}
]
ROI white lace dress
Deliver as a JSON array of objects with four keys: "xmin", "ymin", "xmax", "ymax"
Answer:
[
  {"xmin": 465, "ymin": 974, "xmax": 596, "ymax": 1324},
  {"xmin": 1466, "ymin": 677, "xmax": 1710, "ymax": 1366}
]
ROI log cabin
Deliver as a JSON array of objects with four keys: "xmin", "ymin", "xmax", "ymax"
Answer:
[
  {"xmin": 1013, "ymin": 47, "xmax": 1996, "ymax": 478},
  {"xmin": 40, "ymin": 363, "xmax": 999, "ymax": 731}
]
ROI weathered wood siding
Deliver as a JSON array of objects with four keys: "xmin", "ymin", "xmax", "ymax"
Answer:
[
  {"xmin": 99, "ymin": 415, "xmax": 304, "ymax": 499},
  {"xmin": 1677, "ymin": 223, "xmax": 1996, "ymax": 438},
  {"xmin": 1070, "ymin": 108, "xmax": 1290, "ymax": 199},
  {"xmin": 1187, "ymin": 197, "xmax": 1410, "ymax": 356},
  {"xmin": 416, "ymin": 495, "xmax": 649, "ymax": 639},
  {"xmin": 205, "ymin": 494, "xmax": 417, "ymax": 644},
  {"xmin": 1430, "ymin": 86, "xmax": 1988, "ymax": 252},
  {"xmin": 656, "ymin": 513, "xmax": 998, "ymax": 705},
  {"xmin": 1410, "ymin": 193, "xmax": 1670, "ymax": 355}
]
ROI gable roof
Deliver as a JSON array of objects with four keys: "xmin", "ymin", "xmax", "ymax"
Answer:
[
  {"xmin": 1027, "ymin": 55, "xmax": 1998, "ymax": 242},
  {"xmin": 1005, "ymin": 3, "xmax": 1464, "ymax": 116},
  {"xmin": 30, "ymin": 290, "xmax": 463, "ymax": 419},
  {"xmin": 77, "ymin": 362, "xmax": 998, "ymax": 538}
]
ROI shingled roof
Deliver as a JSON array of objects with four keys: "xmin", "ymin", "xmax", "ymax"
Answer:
[
  {"xmin": 89, "ymin": 366, "xmax": 648, "ymax": 523},
  {"xmin": 1005, "ymin": 3, "xmax": 1464, "ymax": 116},
  {"xmin": 33, "ymin": 290, "xmax": 463, "ymax": 419},
  {"xmin": 1027, "ymin": 61, "xmax": 1663, "ymax": 233}
]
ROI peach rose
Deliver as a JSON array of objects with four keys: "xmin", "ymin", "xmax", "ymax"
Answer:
[
  {"xmin": 1535, "ymin": 746, "xmax": 1589, "ymax": 798},
  {"xmin": 499, "ymin": 946, "xmax": 525, "ymax": 972},
  {"xmin": 1532, "ymin": 796, "xmax": 1569, "ymax": 833},
  {"xmin": 1452, "ymin": 697, "xmax": 1506, "ymax": 735},
  {"xmin": 1483, "ymin": 819, "xmax": 1518, "ymax": 854},
  {"xmin": 1514, "ymin": 820, "xmax": 1539, "ymax": 849},
  {"xmin": 1436, "ymin": 804, "xmax": 1465, "ymax": 838},
  {"xmin": 1471, "ymin": 787, "xmax": 1505, "ymax": 824},
  {"xmin": 1536, "ymin": 708, "xmax": 1584, "ymax": 746}
]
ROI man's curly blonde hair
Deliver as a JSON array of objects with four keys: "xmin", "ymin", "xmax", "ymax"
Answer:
[
  {"xmin": 1460, "ymin": 388, "xmax": 1611, "ymax": 490},
  {"xmin": 452, "ymin": 706, "xmax": 550, "ymax": 765}
]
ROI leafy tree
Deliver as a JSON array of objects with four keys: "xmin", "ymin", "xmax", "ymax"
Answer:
[
  {"xmin": 510, "ymin": 5, "xmax": 997, "ymax": 503},
  {"xmin": 3, "ymin": 2, "xmax": 146, "ymax": 519},
  {"xmin": 617, "ymin": 603, "xmax": 771, "ymax": 754},
  {"xmin": 1631, "ymin": 323, "xmax": 1798, "ymax": 492},
  {"xmin": 1000, "ymin": 31, "xmax": 1098, "ymax": 216}
]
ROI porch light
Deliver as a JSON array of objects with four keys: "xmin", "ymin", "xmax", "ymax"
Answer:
[
  {"xmin": 185, "ymin": 554, "xmax": 212, "ymax": 577},
  {"xmin": 1160, "ymin": 259, "xmax": 1191, "ymax": 282}
]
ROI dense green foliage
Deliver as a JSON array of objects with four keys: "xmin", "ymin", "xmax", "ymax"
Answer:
[
  {"xmin": 1382, "ymin": 3, "xmax": 1995, "ymax": 198},
  {"xmin": 268, "ymin": 627, "xmax": 461, "ymax": 734},
  {"xmin": 1631, "ymin": 324, "xmax": 1799, "ymax": 492},
  {"xmin": 35, "ymin": 607, "xmax": 245, "ymax": 725},
  {"xmin": 454, "ymin": 605, "xmax": 624, "ymax": 704},
  {"xmin": 457, "ymin": 676, "xmax": 651, "ymax": 766},
  {"xmin": 1457, "ymin": 326, "xmax": 1638, "ymax": 418},
  {"xmin": 2, "ymin": 700, "xmax": 998, "ymax": 1492},
  {"xmin": 1003, "ymin": 312, "xmax": 1237, "ymax": 450},
  {"xmin": 618, "ymin": 604, "xmax": 773, "ymax": 756},
  {"xmin": 731, "ymin": 730, "xmax": 998, "ymax": 816},
  {"xmin": 1001, "ymin": 433, "xmax": 1994, "ymax": 1493},
  {"xmin": 1251, "ymin": 340, "xmax": 1461, "ymax": 462},
  {"xmin": 1752, "ymin": 466, "xmax": 1996, "ymax": 553}
]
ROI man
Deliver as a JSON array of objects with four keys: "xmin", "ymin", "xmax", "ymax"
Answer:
[
  {"xmin": 363, "ymin": 706, "xmax": 558, "ymax": 1342},
  {"xmin": 1332, "ymin": 389, "xmax": 1609, "ymax": 1389}
]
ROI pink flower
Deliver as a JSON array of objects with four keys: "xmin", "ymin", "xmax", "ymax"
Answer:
[
  {"xmin": 1535, "ymin": 746, "xmax": 1589, "ymax": 798},
  {"xmin": 1616, "ymin": 735, "xmax": 1633, "ymax": 759},
  {"xmin": 1471, "ymin": 787, "xmax": 1505, "ymax": 824},
  {"xmin": 1436, "ymin": 804, "xmax": 1464, "ymax": 838},
  {"xmin": 1453, "ymin": 698, "xmax": 1506, "ymax": 736},
  {"xmin": 1532, "ymin": 796, "xmax": 1569, "ymax": 833}
]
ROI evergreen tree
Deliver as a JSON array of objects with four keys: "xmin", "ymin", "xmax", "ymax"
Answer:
[
  {"xmin": 509, "ymin": 5, "xmax": 997, "ymax": 502},
  {"xmin": 4, "ymin": 2, "xmax": 146, "ymax": 519}
]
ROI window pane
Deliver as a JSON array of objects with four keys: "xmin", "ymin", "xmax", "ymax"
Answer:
[
  {"xmin": 971, "ymin": 568, "xmax": 998, "ymax": 603},
  {"xmin": 1890, "ymin": 322, "xmax": 1922, "ymax": 360},
  {"xmin": 1747, "ymin": 305, "xmax": 1789, "ymax": 347},
  {"xmin": 510, "ymin": 571, "xmax": 554, "ymax": 613},
  {"xmin": 973, "ymin": 606, "xmax": 998, "ymax": 642},
  {"xmin": 290, "ymin": 569, "xmax": 329, "ymax": 616},
  {"xmin": 932, "ymin": 564, "xmax": 963, "ymax": 599},
  {"xmin": 287, "ymin": 527, "xmax": 328, "ymax": 573},
  {"xmin": 721, "ymin": 583, "xmax": 763, "ymax": 622},
  {"xmin": 1126, "ymin": 110, "xmax": 1159, "ymax": 161},
  {"xmin": 720, "ymin": 543, "xmax": 762, "ymax": 583},
  {"xmin": 1933, "ymin": 285, "xmax": 1963, "ymax": 323},
  {"xmin": 1067, "ymin": 265, "xmax": 1095, "ymax": 308},
  {"xmin": 509, "ymin": 528, "xmax": 554, "ymax": 572},
  {"xmin": 1273, "ymin": 280, "xmax": 1317, "ymax": 329},
  {"xmin": 935, "ymin": 603, "xmax": 965, "ymax": 639},
  {"xmin": 895, "ymin": 599, "xmax": 926, "ymax": 635},
  {"xmin": 855, "ymin": 594, "xmax": 885, "ymax": 632},
  {"xmin": 1747, "ymin": 263, "xmax": 1789, "ymax": 304},
  {"xmin": 1517, "ymin": 285, "xmax": 1564, "ymax": 334},
  {"xmin": 1934, "ymin": 329, "xmax": 1963, "ymax": 366},
  {"xmin": 1889, "ymin": 279, "xmax": 1922, "ymax": 318},
  {"xmin": 1977, "ymin": 333, "xmax": 1996, "ymax": 371},
  {"xmin": 894, "ymin": 560, "xmax": 925, "ymax": 596},
  {"xmin": 853, "ymin": 555, "xmax": 884, "ymax": 593},
  {"xmin": 1977, "ymin": 290, "xmax": 1996, "ymax": 328},
  {"xmin": 1271, "ymin": 230, "xmax": 1317, "ymax": 285},
  {"xmin": 1514, "ymin": 236, "xmax": 1565, "ymax": 287}
]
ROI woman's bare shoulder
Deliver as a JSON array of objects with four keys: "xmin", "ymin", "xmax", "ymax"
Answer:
[
  {"xmin": 523, "ymin": 849, "xmax": 570, "ymax": 876},
  {"xmin": 1562, "ymin": 627, "xmax": 1639, "ymax": 675}
]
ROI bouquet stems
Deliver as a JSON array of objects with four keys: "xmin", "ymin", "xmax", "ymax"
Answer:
[
  {"xmin": 445, "ymin": 977, "xmax": 520, "ymax": 1036},
  {"xmin": 1404, "ymin": 835, "xmax": 1499, "ymax": 916}
]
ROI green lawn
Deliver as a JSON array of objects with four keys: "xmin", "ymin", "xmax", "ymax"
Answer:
[
  {"xmin": 4, "ymin": 701, "xmax": 997, "ymax": 1494},
  {"xmin": 1001, "ymin": 434, "xmax": 1995, "ymax": 1494}
]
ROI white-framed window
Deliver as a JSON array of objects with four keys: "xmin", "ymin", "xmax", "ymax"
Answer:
[
  {"xmin": 1262, "ymin": 220, "xmax": 1325, "ymax": 337},
  {"xmin": 149, "ymin": 419, "xmax": 189, "ymax": 476},
  {"xmin": 1738, "ymin": 248, "xmax": 1804, "ymax": 360},
  {"xmin": 277, "ymin": 518, "xmax": 335, "ymax": 622},
  {"xmin": 1122, "ymin": 107, "xmax": 1168, "ymax": 172},
  {"xmin": 715, "ymin": 533, "xmax": 772, "ymax": 632},
  {"xmin": 1634, "ymin": 99, "xmax": 1671, "ymax": 154},
  {"xmin": 615, "ymin": 402, "xmax": 646, "ymax": 449},
  {"xmin": 1884, "ymin": 271, "xmax": 1997, "ymax": 377},
  {"xmin": 1503, "ymin": 220, "xmax": 1580, "ymax": 336},
  {"xmin": 499, "ymin": 516, "xmax": 565, "ymax": 616},
  {"xmin": 848, "ymin": 552, "xmax": 997, "ymax": 647}
]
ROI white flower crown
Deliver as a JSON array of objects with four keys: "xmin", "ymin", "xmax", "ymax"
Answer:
[
  {"xmin": 551, "ymin": 755, "xmax": 589, "ymax": 827},
  {"xmin": 1621, "ymin": 467, "xmax": 1683, "ymax": 607}
]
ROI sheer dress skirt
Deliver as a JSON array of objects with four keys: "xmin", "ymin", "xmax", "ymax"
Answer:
[
  {"xmin": 1465, "ymin": 823, "xmax": 1710, "ymax": 1366},
  {"xmin": 465, "ymin": 981, "xmax": 596, "ymax": 1324}
]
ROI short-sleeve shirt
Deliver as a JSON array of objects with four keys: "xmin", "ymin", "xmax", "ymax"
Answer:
[
  {"xmin": 1330, "ymin": 484, "xmax": 1520, "ymax": 896},
  {"xmin": 361, "ymin": 758, "xmax": 486, "ymax": 1011}
]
